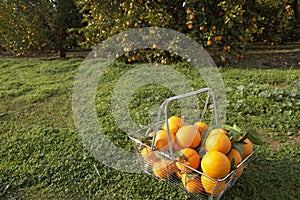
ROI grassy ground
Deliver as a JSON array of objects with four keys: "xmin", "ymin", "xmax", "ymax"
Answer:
[{"xmin": 0, "ymin": 58, "xmax": 299, "ymax": 200}]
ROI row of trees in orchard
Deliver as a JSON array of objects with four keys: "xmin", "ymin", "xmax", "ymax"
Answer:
[
  {"xmin": 0, "ymin": 0, "xmax": 299, "ymax": 61},
  {"xmin": 0, "ymin": 0, "xmax": 82, "ymax": 57}
]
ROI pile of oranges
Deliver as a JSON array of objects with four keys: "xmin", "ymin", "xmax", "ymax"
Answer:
[{"xmin": 140, "ymin": 115, "xmax": 254, "ymax": 196}]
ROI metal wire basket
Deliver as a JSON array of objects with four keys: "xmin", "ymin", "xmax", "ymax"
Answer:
[{"xmin": 128, "ymin": 88, "xmax": 254, "ymax": 200}]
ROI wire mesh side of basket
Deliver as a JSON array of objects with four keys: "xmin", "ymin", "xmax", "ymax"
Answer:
[{"xmin": 130, "ymin": 137, "xmax": 254, "ymax": 200}]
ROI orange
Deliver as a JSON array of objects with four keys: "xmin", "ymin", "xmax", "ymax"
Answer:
[
  {"xmin": 188, "ymin": 24, "xmax": 193, "ymax": 29},
  {"xmin": 201, "ymin": 151, "xmax": 231, "ymax": 179},
  {"xmin": 209, "ymin": 128, "xmax": 227, "ymax": 135},
  {"xmin": 176, "ymin": 148, "xmax": 200, "ymax": 172},
  {"xmin": 168, "ymin": 161, "xmax": 180, "ymax": 173},
  {"xmin": 205, "ymin": 131, "xmax": 231, "ymax": 154},
  {"xmin": 152, "ymin": 44, "xmax": 158, "ymax": 49},
  {"xmin": 154, "ymin": 129, "xmax": 175, "ymax": 151},
  {"xmin": 207, "ymin": 40, "xmax": 212, "ymax": 46},
  {"xmin": 215, "ymin": 36, "xmax": 222, "ymax": 41},
  {"xmin": 162, "ymin": 116, "xmax": 185, "ymax": 135},
  {"xmin": 201, "ymin": 176, "xmax": 226, "ymax": 196},
  {"xmin": 141, "ymin": 147, "xmax": 160, "ymax": 164},
  {"xmin": 242, "ymin": 138, "xmax": 253, "ymax": 158},
  {"xmin": 193, "ymin": 121, "xmax": 208, "ymax": 134},
  {"xmin": 181, "ymin": 174, "xmax": 203, "ymax": 194},
  {"xmin": 224, "ymin": 45, "xmax": 231, "ymax": 51},
  {"xmin": 235, "ymin": 165, "xmax": 244, "ymax": 177},
  {"xmin": 175, "ymin": 125, "xmax": 200, "ymax": 149},
  {"xmin": 152, "ymin": 159, "xmax": 177, "ymax": 179},
  {"xmin": 164, "ymin": 160, "xmax": 180, "ymax": 176},
  {"xmin": 186, "ymin": 9, "xmax": 192, "ymax": 15},
  {"xmin": 152, "ymin": 160, "xmax": 168, "ymax": 179},
  {"xmin": 173, "ymin": 142, "xmax": 182, "ymax": 151},
  {"xmin": 227, "ymin": 148, "xmax": 242, "ymax": 168}
]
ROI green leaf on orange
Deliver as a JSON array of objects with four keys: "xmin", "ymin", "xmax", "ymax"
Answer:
[
  {"xmin": 232, "ymin": 141, "xmax": 244, "ymax": 156},
  {"xmin": 186, "ymin": 173, "xmax": 199, "ymax": 181},
  {"xmin": 174, "ymin": 150, "xmax": 187, "ymax": 161},
  {"xmin": 223, "ymin": 124, "xmax": 241, "ymax": 132},
  {"xmin": 230, "ymin": 157, "xmax": 236, "ymax": 171},
  {"xmin": 227, "ymin": 129, "xmax": 243, "ymax": 140}
]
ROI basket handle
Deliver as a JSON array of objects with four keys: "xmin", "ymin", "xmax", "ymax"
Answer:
[{"xmin": 150, "ymin": 88, "xmax": 218, "ymax": 160}]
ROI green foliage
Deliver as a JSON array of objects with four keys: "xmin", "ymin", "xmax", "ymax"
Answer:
[
  {"xmin": 0, "ymin": 58, "xmax": 299, "ymax": 199},
  {"xmin": 74, "ymin": 0, "xmax": 254, "ymax": 63},
  {"xmin": 49, "ymin": 0, "xmax": 84, "ymax": 57},
  {"xmin": 0, "ymin": 0, "xmax": 83, "ymax": 57},
  {"xmin": 74, "ymin": 0, "xmax": 296, "ymax": 63},
  {"xmin": 224, "ymin": 124, "xmax": 265, "ymax": 145},
  {"xmin": 0, "ymin": 0, "xmax": 298, "ymax": 58},
  {"xmin": 223, "ymin": 68, "xmax": 300, "ymax": 138},
  {"xmin": 0, "ymin": 0, "xmax": 54, "ymax": 56},
  {"xmin": 244, "ymin": 0, "xmax": 296, "ymax": 43}
]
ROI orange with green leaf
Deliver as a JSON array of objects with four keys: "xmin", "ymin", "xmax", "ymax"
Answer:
[{"xmin": 175, "ymin": 148, "xmax": 200, "ymax": 172}]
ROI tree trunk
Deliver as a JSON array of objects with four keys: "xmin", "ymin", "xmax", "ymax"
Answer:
[
  {"xmin": 57, "ymin": 28, "xmax": 66, "ymax": 58},
  {"xmin": 293, "ymin": 0, "xmax": 300, "ymax": 26},
  {"xmin": 59, "ymin": 49, "xmax": 66, "ymax": 58}
]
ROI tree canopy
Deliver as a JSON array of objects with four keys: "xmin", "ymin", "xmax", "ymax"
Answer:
[{"xmin": 0, "ymin": 0, "xmax": 299, "ymax": 60}]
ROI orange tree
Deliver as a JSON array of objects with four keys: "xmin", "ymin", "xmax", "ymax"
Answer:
[
  {"xmin": 0, "ymin": 0, "xmax": 83, "ymax": 57},
  {"xmin": 0, "ymin": 0, "xmax": 54, "ymax": 56},
  {"xmin": 243, "ymin": 0, "xmax": 296, "ymax": 44},
  {"xmin": 74, "ymin": 0, "xmax": 259, "ymax": 63},
  {"xmin": 1, "ymin": 0, "xmax": 297, "ymax": 58},
  {"xmin": 50, "ymin": 0, "xmax": 84, "ymax": 57}
]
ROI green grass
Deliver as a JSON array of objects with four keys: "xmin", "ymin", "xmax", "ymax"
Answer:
[{"xmin": 0, "ymin": 58, "xmax": 299, "ymax": 199}]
